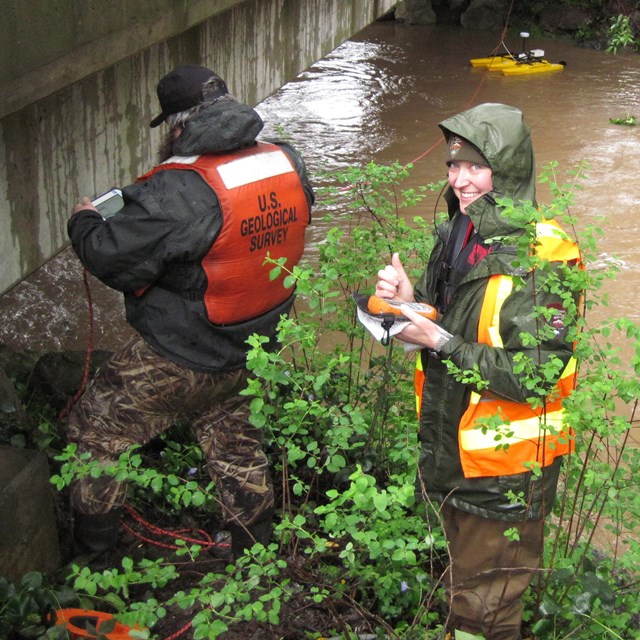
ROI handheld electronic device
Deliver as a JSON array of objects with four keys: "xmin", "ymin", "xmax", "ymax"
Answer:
[
  {"xmin": 367, "ymin": 296, "xmax": 439, "ymax": 321},
  {"xmin": 91, "ymin": 188, "xmax": 124, "ymax": 219}
]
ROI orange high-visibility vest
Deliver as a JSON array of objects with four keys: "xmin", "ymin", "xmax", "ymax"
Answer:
[
  {"xmin": 140, "ymin": 142, "xmax": 310, "ymax": 324},
  {"xmin": 415, "ymin": 218, "xmax": 581, "ymax": 478}
]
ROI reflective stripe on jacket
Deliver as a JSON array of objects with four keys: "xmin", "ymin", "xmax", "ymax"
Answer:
[
  {"xmin": 141, "ymin": 142, "xmax": 310, "ymax": 324},
  {"xmin": 415, "ymin": 218, "xmax": 580, "ymax": 478}
]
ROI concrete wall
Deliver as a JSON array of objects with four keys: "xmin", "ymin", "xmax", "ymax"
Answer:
[
  {"xmin": 0, "ymin": 0, "xmax": 396, "ymax": 295},
  {"xmin": 0, "ymin": 445, "xmax": 61, "ymax": 582}
]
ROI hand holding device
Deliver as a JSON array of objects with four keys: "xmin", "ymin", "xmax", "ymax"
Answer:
[{"xmin": 91, "ymin": 188, "xmax": 124, "ymax": 219}]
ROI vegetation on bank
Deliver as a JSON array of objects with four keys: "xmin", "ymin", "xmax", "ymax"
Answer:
[
  {"xmin": 508, "ymin": 0, "xmax": 639, "ymax": 53},
  {"xmin": 1, "ymin": 158, "xmax": 639, "ymax": 639}
]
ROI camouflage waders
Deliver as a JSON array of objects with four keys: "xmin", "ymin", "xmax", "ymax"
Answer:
[{"xmin": 66, "ymin": 335, "xmax": 274, "ymax": 551}]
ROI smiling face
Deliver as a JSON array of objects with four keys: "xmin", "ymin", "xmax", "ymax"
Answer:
[{"xmin": 447, "ymin": 160, "xmax": 493, "ymax": 214}]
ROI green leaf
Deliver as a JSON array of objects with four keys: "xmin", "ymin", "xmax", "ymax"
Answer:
[
  {"xmin": 269, "ymin": 266, "xmax": 282, "ymax": 281},
  {"xmin": 20, "ymin": 573, "xmax": 43, "ymax": 590},
  {"xmin": 373, "ymin": 492, "xmax": 389, "ymax": 512},
  {"xmin": 191, "ymin": 492, "xmax": 205, "ymax": 507}
]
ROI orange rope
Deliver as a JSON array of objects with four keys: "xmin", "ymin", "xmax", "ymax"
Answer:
[{"xmin": 408, "ymin": 0, "xmax": 516, "ymax": 167}]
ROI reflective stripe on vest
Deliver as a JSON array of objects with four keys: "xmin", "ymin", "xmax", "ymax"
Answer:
[
  {"xmin": 414, "ymin": 219, "xmax": 579, "ymax": 478},
  {"xmin": 415, "ymin": 354, "xmax": 424, "ymax": 416},
  {"xmin": 458, "ymin": 267, "xmax": 576, "ymax": 478},
  {"xmin": 534, "ymin": 221, "xmax": 580, "ymax": 263},
  {"xmin": 141, "ymin": 143, "xmax": 309, "ymax": 324}
]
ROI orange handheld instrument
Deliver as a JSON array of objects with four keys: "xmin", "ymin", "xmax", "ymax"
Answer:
[
  {"xmin": 53, "ymin": 609, "xmax": 145, "ymax": 639},
  {"xmin": 367, "ymin": 296, "xmax": 438, "ymax": 321}
]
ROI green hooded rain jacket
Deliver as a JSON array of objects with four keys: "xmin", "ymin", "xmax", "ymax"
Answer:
[{"xmin": 413, "ymin": 103, "xmax": 578, "ymax": 521}]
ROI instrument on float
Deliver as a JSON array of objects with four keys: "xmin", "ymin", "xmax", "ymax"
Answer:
[{"xmin": 470, "ymin": 32, "xmax": 565, "ymax": 76}]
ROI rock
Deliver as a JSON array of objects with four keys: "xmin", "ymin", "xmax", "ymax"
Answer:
[
  {"xmin": 435, "ymin": 0, "xmax": 472, "ymax": 24},
  {"xmin": 0, "ymin": 365, "xmax": 24, "ymax": 446},
  {"xmin": 395, "ymin": 0, "xmax": 437, "ymax": 25},
  {"xmin": 27, "ymin": 350, "xmax": 113, "ymax": 410},
  {"xmin": 0, "ymin": 344, "xmax": 43, "ymax": 386},
  {"xmin": 0, "ymin": 366, "xmax": 21, "ymax": 416},
  {"xmin": 460, "ymin": 0, "xmax": 510, "ymax": 31},
  {"xmin": 539, "ymin": 6, "xmax": 598, "ymax": 33},
  {"xmin": 0, "ymin": 445, "xmax": 61, "ymax": 582}
]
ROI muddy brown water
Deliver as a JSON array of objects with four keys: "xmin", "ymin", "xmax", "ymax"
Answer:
[{"xmin": 1, "ymin": 22, "xmax": 639, "ymax": 439}]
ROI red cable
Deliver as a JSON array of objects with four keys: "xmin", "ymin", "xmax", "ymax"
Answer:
[
  {"xmin": 121, "ymin": 505, "xmax": 232, "ymax": 640},
  {"xmin": 163, "ymin": 620, "xmax": 193, "ymax": 640},
  {"xmin": 58, "ymin": 267, "xmax": 95, "ymax": 422},
  {"xmin": 123, "ymin": 504, "xmax": 230, "ymax": 550}
]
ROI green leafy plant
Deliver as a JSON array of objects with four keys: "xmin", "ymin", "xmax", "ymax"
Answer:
[
  {"xmin": 0, "ymin": 572, "xmax": 78, "ymax": 639},
  {"xmin": 51, "ymin": 444, "xmax": 216, "ymax": 513},
  {"xmin": 607, "ymin": 14, "xmax": 638, "ymax": 53},
  {"xmin": 66, "ymin": 557, "xmax": 173, "ymax": 634},
  {"xmin": 609, "ymin": 115, "xmax": 637, "ymax": 126},
  {"xmin": 166, "ymin": 546, "xmax": 293, "ymax": 639},
  {"xmin": 39, "ymin": 158, "xmax": 640, "ymax": 639}
]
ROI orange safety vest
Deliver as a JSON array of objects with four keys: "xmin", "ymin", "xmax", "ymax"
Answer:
[
  {"xmin": 140, "ymin": 142, "xmax": 310, "ymax": 324},
  {"xmin": 415, "ymin": 218, "xmax": 581, "ymax": 478}
]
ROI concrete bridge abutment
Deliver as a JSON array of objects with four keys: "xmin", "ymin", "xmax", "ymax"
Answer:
[{"xmin": 0, "ymin": 0, "xmax": 396, "ymax": 295}]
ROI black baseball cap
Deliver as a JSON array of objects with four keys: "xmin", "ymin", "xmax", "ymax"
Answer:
[
  {"xmin": 149, "ymin": 65, "xmax": 228, "ymax": 128},
  {"xmin": 445, "ymin": 135, "xmax": 489, "ymax": 167}
]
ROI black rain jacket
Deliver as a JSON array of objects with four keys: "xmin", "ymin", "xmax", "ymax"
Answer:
[{"xmin": 68, "ymin": 102, "xmax": 314, "ymax": 372}]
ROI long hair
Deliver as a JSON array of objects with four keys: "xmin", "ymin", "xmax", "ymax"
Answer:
[{"xmin": 157, "ymin": 77, "xmax": 238, "ymax": 162}]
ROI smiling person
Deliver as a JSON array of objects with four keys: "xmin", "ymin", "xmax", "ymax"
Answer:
[{"xmin": 374, "ymin": 103, "xmax": 581, "ymax": 639}]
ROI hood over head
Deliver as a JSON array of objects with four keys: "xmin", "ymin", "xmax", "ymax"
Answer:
[
  {"xmin": 439, "ymin": 103, "xmax": 537, "ymax": 238},
  {"xmin": 172, "ymin": 101, "xmax": 264, "ymax": 156}
]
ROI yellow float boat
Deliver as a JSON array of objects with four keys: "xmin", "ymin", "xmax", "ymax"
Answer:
[
  {"xmin": 470, "ymin": 33, "xmax": 565, "ymax": 76},
  {"xmin": 501, "ymin": 59, "xmax": 565, "ymax": 76},
  {"xmin": 471, "ymin": 54, "xmax": 565, "ymax": 75},
  {"xmin": 469, "ymin": 55, "xmax": 517, "ymax": 69}
]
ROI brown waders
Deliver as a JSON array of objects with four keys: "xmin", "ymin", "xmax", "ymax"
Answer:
[
  {"xmin": 441, "ymin": 503, "xmax": 544, "ymax": 640},
  {"xmin": 66, "ymin": 335, "xmax": 274, "ymax": 557}
]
